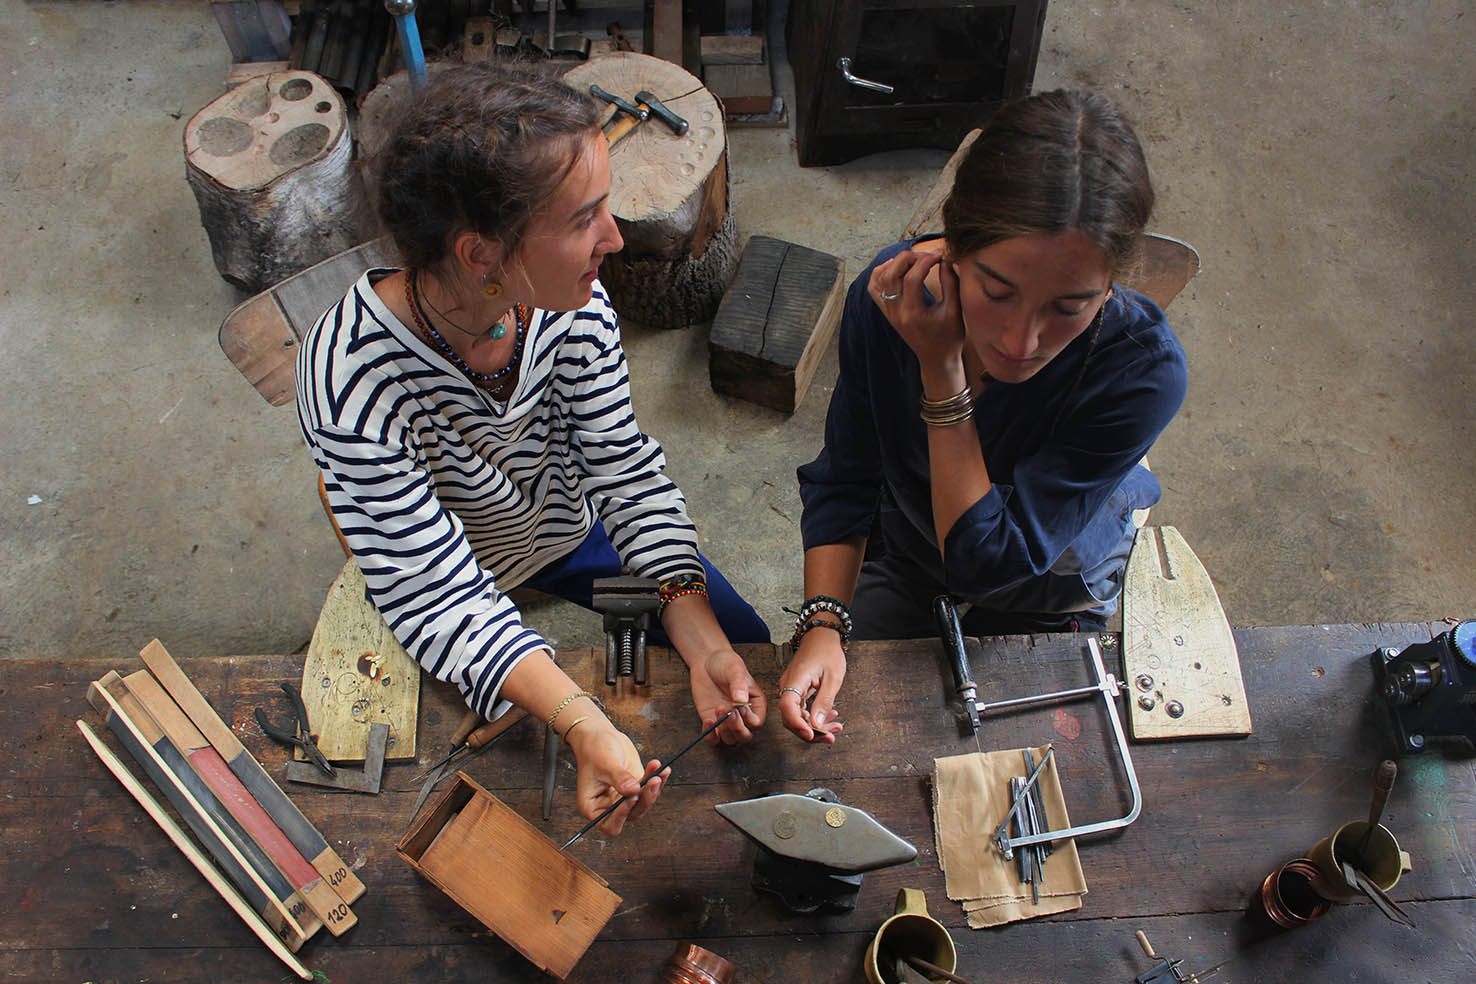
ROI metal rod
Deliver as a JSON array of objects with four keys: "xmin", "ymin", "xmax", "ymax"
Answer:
[
  {"xmin": 992, "ymin": 746, "xmax": 1054, "ymax": 847},
  {"xmin": 978, "ymin": 683, "xmax": 1105, "ymax": 715},
  {"xmin": 995, "ymin": 638, "xmax": 1143, "ymax": 857},
  {"xmin": 561, "ymin": 708, "xmax": 735, "ymax": 850}
]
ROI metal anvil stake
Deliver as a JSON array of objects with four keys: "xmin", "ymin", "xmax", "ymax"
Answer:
[{"xmin": 715, "ymin": 789, "xmax": 917, "ymax": 914}]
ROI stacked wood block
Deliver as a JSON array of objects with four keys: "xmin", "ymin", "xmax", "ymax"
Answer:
[
  {"xmin": 708, "ymin": 236, "xmax": 845, "ymax": 413},
  {"xmin": 701, "ymin": 33, "xmax": 774, "ymax": 116}
]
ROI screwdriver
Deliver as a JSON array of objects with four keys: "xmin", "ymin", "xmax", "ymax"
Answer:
[{"xmin": 409, "ymin": 707, "xmax": 529, "ymax": 784}]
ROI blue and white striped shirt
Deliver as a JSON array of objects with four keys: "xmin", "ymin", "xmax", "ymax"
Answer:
[{"xmin": 296, "ymin": 270, "xmax": 704, "ymax": 715}]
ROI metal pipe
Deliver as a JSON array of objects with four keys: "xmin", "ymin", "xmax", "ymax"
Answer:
[{"xmin": 977, "ymin": 682, "xmax": 1107, "ymax": 715}]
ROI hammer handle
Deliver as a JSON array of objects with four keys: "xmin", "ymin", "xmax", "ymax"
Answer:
[
  {"xmin": 605, "ymin": 113, "xmax": 642, "ymax": 148},
  {"xmin": 1367, "ymin": 759, "xmax": 1398, "ymax": 827}
]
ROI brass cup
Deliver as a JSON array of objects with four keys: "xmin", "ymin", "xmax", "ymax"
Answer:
[
  {"xmin": 1306, "ymin": 820, "xmax": 1413, "ymax": 901},
  {"xmin": 863, "ymin": 888, "xmax": 958, "ymax": 984}
]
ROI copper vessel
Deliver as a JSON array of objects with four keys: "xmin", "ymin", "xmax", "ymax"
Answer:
[
  {"xmin": 659, "ymin": 942, "xmax": 737, "ymax": 984},
  {"xmin": 1253, "ymin": 858, "xmax": 1332, "ymax": 928}
]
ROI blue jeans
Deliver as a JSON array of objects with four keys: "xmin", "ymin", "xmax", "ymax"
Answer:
[{"xmin": 523, "ymin": 523, "xmax": 771, "ymax": 644}]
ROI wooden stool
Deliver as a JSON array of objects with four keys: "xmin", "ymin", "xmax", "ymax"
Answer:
[
  {"xmin": 185, "ymin": 70, "xmax": 377, "ymax": 294},
  {"xmin": 564, "ymin": 53, "xmax": 737, "ymax": 329}
]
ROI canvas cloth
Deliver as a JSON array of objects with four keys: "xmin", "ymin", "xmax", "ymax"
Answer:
[{"xmin": 932, "ymin": 746, "xmax": 1088, "ymax": 928}]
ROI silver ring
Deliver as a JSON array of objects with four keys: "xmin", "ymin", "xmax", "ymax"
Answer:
[
  {"xmin": 780, "ymin": 686, "xmax": 807, "ymax": 701},
  {"xmin": 879, "ymin": 290, "xmax": 901, "ymax": 301}
]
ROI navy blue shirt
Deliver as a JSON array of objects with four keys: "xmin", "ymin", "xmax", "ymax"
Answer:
[{"xmin": 798, "ymin": 240, "xmax": 1189, "ymax": 614}]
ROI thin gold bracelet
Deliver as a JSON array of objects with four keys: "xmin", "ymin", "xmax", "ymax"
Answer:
[
  {"xmin": 546, "ymin": 690, "xmax": 594, "ymax": 730},
  {"xmin": 561, "ymin": 714, "xmax": 592, "ymax": 739}
]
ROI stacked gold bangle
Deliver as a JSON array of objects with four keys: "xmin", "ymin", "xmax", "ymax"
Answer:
[
  {"xmin": 919, "ymin": 386, "xmax": 974, "ymax": 427},
  {"xmin": 547, "ymin": 690, "xmax": 597, "ymax": 731}
]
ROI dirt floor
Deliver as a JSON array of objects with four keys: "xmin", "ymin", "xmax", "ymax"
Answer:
[{"xmin": 2, "ymin": 0, "xmax": 1472, "ymax": 668}]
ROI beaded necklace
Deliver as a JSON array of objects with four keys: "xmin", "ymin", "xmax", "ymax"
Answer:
[{"xmin": 406, "ymin": 268, "xmax": 528, "ymax": 394}]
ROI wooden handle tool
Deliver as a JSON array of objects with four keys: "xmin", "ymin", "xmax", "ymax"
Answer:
[
  {"xmin": 1367, "ymin": 760, "xmax": 1398, "ymax": 828},
  {"xmin": 1357, "ymin": 759, "xmax": 1398, "ymax": 860}
]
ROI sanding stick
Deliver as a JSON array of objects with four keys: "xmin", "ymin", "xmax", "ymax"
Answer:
[
  {"xmin": 138, "ymin": 639, "xmax": 367, "ymax": 904},
  {"xmin": 79, "ymin": 721, "xmax": 313, "ymax": 980}
]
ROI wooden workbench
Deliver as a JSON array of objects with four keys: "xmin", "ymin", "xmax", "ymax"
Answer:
[{"xmin": 5, "ymin": 624, "xmax": 1473, "ymax": 982}]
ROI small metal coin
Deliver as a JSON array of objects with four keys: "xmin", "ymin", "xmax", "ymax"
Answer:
[
  {"xmin": 825, "ymin": 807, "xmax": 846, "ymax": 828},
  {"xmin": 773, "ymin": 812, "xmax": 796, "ymax": 839}
]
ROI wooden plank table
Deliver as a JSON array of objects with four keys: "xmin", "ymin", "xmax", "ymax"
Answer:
[{"xmin": 5, "ymin": 624, "xmax": 1473, "ymax": 982}]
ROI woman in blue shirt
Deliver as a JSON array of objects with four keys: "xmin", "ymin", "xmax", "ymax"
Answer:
[{"xmin": 780, "ymin": 90, "xmax": 1188, "ymax": 743}]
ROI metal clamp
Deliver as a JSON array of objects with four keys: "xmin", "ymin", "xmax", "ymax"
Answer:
[
  {"xmin": 985, "ymin": 637, "xmax": 1143, "ymax": 859},
  {"xmin": 836, "ymin": 57, "xmax": 894, "ymax": 94}
]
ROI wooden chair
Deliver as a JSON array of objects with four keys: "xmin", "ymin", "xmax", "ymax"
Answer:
[{"xmin": 218, "ymin": 236, "xmax": 399, "ymax": 407}]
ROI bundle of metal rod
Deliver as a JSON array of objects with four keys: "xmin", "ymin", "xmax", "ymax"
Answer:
[{"xmin": 999, "ymin": 746, "xmax": 1055, "ymax": 904}]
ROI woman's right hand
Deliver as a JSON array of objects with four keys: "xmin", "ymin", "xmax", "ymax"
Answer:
[
  {"xmin": 565, "ymin": 716, "xmax": 667, "ymax": 836},
  {"xmin": 777, "ymin": 628, "xmax": 847, "ymax": 744},
  {"xmin": 868, "ymin": 248, "xmax": 964, "ymax": 372}
]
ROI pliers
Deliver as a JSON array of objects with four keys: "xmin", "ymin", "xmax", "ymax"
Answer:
[{"xmin": 255, "ymin": 683, "xmax": 335, "ymax": 777}]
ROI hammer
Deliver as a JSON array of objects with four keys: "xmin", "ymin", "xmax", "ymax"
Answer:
[
  {"xmin": 589, "ymin": 83, "xmax": 646, "ymax": 129},
  {"xmin": 601, "ymin": 89, "xmax": 690, "ymax": 148}
]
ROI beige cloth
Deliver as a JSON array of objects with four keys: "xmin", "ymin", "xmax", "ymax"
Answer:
[{"xmin": 933, "ymin": 747, "xmax": 1087, "ymax": 928}]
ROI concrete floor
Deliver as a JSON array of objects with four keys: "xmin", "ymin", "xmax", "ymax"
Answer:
[{"xmin": 3, "ymin": 1, "xmax": 1472, "ymax": 668}]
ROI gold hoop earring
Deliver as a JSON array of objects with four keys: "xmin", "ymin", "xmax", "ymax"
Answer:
[{"xmin": 483, "ymin": 277, "xmax": 503, "ymax": 298}]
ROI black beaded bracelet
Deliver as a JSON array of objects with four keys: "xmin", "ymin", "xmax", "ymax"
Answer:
[
  {"xmin": 789, "ymin": 617, "xmax": 850, "ymax": 652},
  {"xmin": 797, "ymin": 594, "xmax": 854, "ymax": 636}
]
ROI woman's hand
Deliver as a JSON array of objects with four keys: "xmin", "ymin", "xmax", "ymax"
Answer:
[
  {"xmin": 777, "ymin": 627, "xmax": 847, "ymax": 743},
  {"xmin": 687, "ymin": 647, "xmax": 767, "ymax": 745},
  {"xmin": 868, "ymin": 249, "xmax": 965, "ymax": 371},
  {"xmin": 565, "ymin": 716, "xmax": 668, "ymax": 837}
]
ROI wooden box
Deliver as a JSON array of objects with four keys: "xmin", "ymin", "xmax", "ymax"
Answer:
[
  {"xmin": 708, "ymin": 236, "xmax": 845, "ymax": 414},
  {"xmin": 396, "ymin": 773, "xmax": 621, "ymax": 979}
]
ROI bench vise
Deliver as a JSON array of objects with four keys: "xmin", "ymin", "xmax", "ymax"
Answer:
[
  {"xmin": 1372, "ymin": 619, "xmax": 1476, "ymax": 754},
  {"xmin": 714, "ymin": 788, "xmax": 917, "ymax": 914},
  {"xmin": 593, "ymin": 576, "xmax": 658, "ymax": 686}
]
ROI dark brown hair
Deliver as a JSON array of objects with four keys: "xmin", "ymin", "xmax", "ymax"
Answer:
[
  {"xmin": 376, "ymin": 61, "xmax": 600, "ymax": 269},
  {"xmin": 942, "ymin": 90, "xmax": 1154, "ymax": 277}
]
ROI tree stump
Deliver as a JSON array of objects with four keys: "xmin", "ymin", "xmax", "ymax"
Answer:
[
  {"xmin": 564, "ymin": 53, "xmax": 736, "ymax": 329},
  {"xmin": 184, "ymin": 70, "xmax": 376, "ymax": 294}
]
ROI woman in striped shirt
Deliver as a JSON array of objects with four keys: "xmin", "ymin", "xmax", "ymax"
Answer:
[{"xmin": 296, "ymin": 62, "xmax": 768, "ymax": 836}]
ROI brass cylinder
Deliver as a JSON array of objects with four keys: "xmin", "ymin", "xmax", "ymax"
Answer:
[{"xmin": 659, "ymin": 942, "xmax": 736, "ymax": 984}]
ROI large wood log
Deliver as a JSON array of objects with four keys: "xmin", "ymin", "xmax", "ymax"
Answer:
[
  {"xmin": 564, "ymin": 53, "xmax": 736, "ymax": 329},
  {"xmin": 185, "ymin": 70, "xmax": 377, "ymax": 294}
]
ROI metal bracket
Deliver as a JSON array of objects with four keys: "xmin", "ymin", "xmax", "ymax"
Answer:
[
  {"xmin": 983, "ymin": 637, "xmax": 1143, "ymax": 858},
  {"xmin": 286, "ymin": 721, "xmax": 388, "ymax": 794}
]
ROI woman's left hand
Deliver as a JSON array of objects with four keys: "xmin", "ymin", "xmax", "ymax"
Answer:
[
  {"xmin": 868, "ymin": 249, "xmax": 965, "ymax": 370},
  {"xmin": 687, "ymin": 648, "xmax": 767, "ymax": 745}
]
